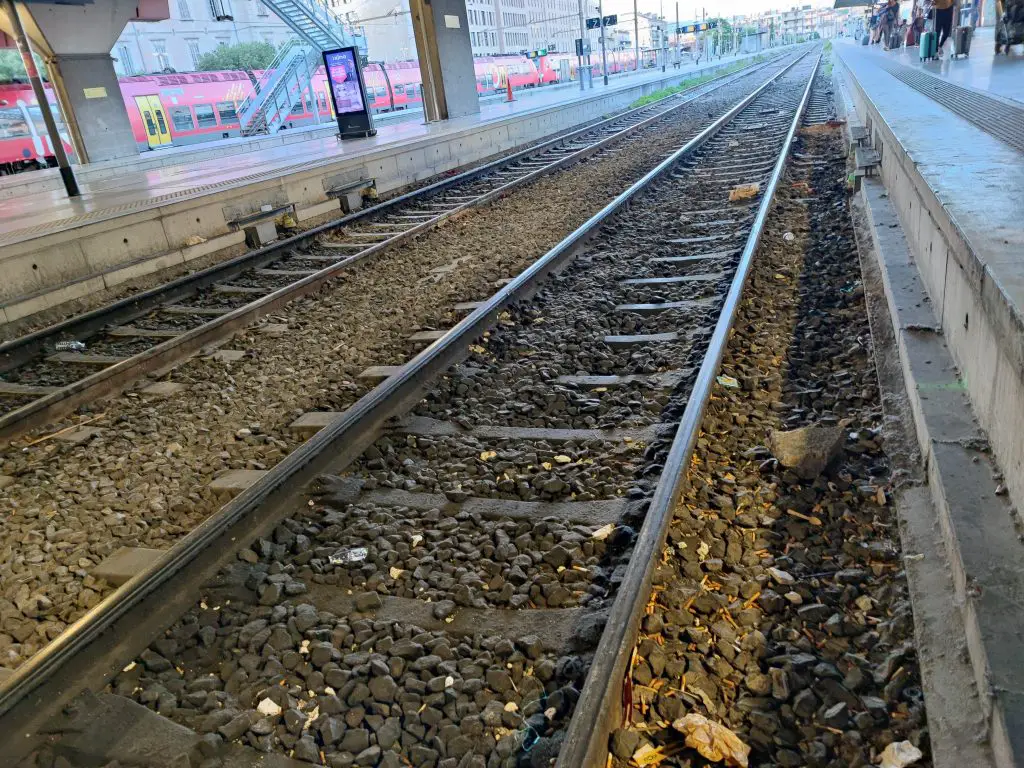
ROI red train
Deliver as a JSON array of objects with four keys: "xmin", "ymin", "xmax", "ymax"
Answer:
[{"xmin": 0, "ymin": 50, "xmax": 641, "ymax": 173}]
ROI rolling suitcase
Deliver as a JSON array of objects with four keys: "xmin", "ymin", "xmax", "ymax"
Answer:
[
  {"xmin": 862, "ymin": 32, "xmax": 870, "ymax": 44},
  {"xmin": 952, "ymin": 25, "xmax": 973, "ymax": 56},
  {"xmin": 920, "ymin": 30, "xmax": 938, "ymax": 59},
  {"xmin": 889, "ymin": 29, "xmax": 902, "ymax": 48},
  {"xmin": 905, "ymin": 25, "xmax": 918, "ymax": 46}
]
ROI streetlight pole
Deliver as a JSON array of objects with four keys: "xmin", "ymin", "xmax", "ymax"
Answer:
[
  {"xmin": 578, "ymin": 0, "xmax": 586, "ymax": 90},
  {"xmin": 660, "ymin": 0, "xmax": 666, "ymax": 70},
  {"xmin": 598, "ymin": 0, "xmax": 608, "ymax": 85},
  {"xmin": 675, "ymin": 2, "xmax": 679, "ymax": 67},
  {"xmin": 634, "ymin": 0, "xmax": 640, "ymax": 70},
  {"xmin": 2, "ymin": 0, "xmax": 78, "ymax": 197}
]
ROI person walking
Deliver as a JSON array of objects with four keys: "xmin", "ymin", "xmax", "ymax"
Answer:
[{"xmin": 933, "ymin": 0, "xmax": 955, "ymax": 55}]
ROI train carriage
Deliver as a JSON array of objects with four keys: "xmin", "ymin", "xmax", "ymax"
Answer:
[{"xmin": 0, "ymin": 54, "xmax": 547, "ymax": 172}]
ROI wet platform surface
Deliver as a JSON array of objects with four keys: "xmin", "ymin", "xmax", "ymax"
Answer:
[
  {"xmin": 837, "ymin": 37, "xmax": 1024, "ymax": 319},
  {"xmin": 0, "ymin": 55, "xmax": 771, "ymax": 244},
  {"xmin": 849, "ymin": 26, "xmax": 1023, "ymax": 104}
]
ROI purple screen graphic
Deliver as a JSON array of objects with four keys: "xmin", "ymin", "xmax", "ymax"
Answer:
[{"xmin": 324, "ymin": 49, "xmax": 365, "ymax": 115}]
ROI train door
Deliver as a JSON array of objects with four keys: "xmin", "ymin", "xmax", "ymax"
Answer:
[{"xmin": 134, "ymin": 95, "xmax": 171, "ymax": 148}]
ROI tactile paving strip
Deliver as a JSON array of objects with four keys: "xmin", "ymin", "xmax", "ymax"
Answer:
[{"xmin": 872, "ymin": 57, "xmax": 1024, "ymax": 154}]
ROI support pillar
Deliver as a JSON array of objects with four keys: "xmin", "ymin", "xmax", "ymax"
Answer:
[
  {"xmin": 3, "ymin": 0, "xmax": 168, "ymax": 164},
  {"xmin": 48, "ymin": 53, "xmax": 137, "ymax": 163},
  {"xmin": 408, "ymin": 0, "xmax": 478, "ymax": 122}
]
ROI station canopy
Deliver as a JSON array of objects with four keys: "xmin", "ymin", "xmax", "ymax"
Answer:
[{"xmin": 834, "ymin": 0, "xmax": 873, "ymax": 6}]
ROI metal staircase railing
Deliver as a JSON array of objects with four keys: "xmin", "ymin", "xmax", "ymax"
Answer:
[
  {"xmin": 237, "ymin": 0, "xmax": 353, "ymax": 135},
  {"xmin": 263, "ymin": 0, "xmax": 349, "ymax": 52},
  {"xmin": 238, "ymin": 42, "xmax": 324, "ymax": 136}
]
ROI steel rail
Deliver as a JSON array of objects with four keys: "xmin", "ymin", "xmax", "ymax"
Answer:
[
  {"xmin": 0, "ymin": 54, "xmax": 781, "ymax": 369},
  {"xmin": 0, "ymin": 54, "xmax": 790, "ymax": 445},
  {"xmin": 0, "ymin": 49, "xmax": 813, "ymax": 762},
  {"xmin": 554, "ymin": 49, "xmax": 822, "ymax": 768}
]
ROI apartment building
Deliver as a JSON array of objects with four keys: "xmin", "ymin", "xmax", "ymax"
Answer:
[
  {"xmin": 112, "ymin": 0, "xmax": 305, "ymax": 75},
  {"xmin": 112, "ymin": 0, "xmax": 589, "ymax": 75}
]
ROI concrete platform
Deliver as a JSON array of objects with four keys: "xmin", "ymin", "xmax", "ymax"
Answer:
[
  {"xmin": 851, "ymin": 27, "xmax": 1023, "ymax": 105},
  {"xmin": 836, "ymin": 39, "xmax": 1024, "ymax": 511},
  {"xmin": 836, "ymin": 45, "xmax": 1024, "ymax": 768},
  {"xmin": 0, "ymin": 51, "xmax": 789, "ymax": 328}
]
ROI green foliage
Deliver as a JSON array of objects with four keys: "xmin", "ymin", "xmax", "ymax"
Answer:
[
  {"xmin": 0, "ymin": 49, "xmax": 47, "ymax": 83},
  {"xmin": 628, "ymin": 55, "xmax": 764, "ymax": 108},
  {"xmin": 195, "ymin": 41, "xmax": 277, "ymax": 73}
]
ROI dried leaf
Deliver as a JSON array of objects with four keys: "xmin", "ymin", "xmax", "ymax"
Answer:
[
  {"xmin": 879, "ymin": 741, "xmax": 923, "ymax": 768},
  {"xmin": 480, "ymin": 450, "xmax": 497, "ymax": 461},
  {"xmin": 672, "ymin": 714, "xmax": 750, "ymax": 767},
  {"xmin": 554, "ymin": 454, "xmax": 572, "ymax": 464}
]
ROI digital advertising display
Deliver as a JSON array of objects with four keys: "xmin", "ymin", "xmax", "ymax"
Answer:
[{"xmin": 322, "ymin": 46, "xmax": 376, "ymax": 138}]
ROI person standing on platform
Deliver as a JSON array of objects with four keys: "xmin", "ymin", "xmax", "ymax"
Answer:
[
  {"xmin": 933, "ymin": 0, "xmax": 956, "ymax": 55},
  {"xmin": 881, "ymin": 0, "xmax": 901, "ymax": 49}
]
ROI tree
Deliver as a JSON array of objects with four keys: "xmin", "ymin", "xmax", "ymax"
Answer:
[
  {"xmin": 0, "ymin": 49, "xmax": 47, "ymax": 83},
  {"xmin": 195, "ymin": 41, "xmax": 277, "ymax": 73}
]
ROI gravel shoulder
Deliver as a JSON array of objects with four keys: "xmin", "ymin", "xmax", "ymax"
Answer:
[{"xmin": 609, "ymin": 126, "xmax": 931, "ymax": 767}]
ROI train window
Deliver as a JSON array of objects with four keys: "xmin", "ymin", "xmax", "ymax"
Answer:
[
  {"xmin": 0, "ymin": 108, "xmax": 30, "ymax": 138},
  {"xmin": 170, "ymin": 106, "xmax": 195, "ymax": 131},
  {"xmin": 216, "ymin": 101, "xmax": 238, "ymax": 123},
  {"xmin": 394, "ymin": 84, "xmax": 405, "ymax": 95},
  {"xmin": 26, "ymin": 105, "xmax": 65, "ymax": 135},
  {"xmin": 289, "ymin": 98, "xmax": 304, "ymax": 116},
  {"xmin": 194, "ymin": 103, "xmax": 217, "ymax": 128},
  {"xmin": 375, "ymin": 86, "xmax": 386, "ymax": 98}
]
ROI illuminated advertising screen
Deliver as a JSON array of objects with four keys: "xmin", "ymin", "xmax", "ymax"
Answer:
[{"xmin": 324, "ymin": 48, "xmax": 365, "ymax": 115}]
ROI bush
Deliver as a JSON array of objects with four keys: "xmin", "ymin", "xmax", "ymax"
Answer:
[
  {"xmin": 0, "ymin": 49, "xmax": 47, "ymax": 83},
  {"xmin": 195, "ymin": 41, "xmax": 277, "ymax": 72}
]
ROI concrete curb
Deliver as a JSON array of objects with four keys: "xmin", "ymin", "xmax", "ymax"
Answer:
[
  {"xmin": 832, "ymin": 61, "xmax": 1015, "ymax": 768},
  {"xmin": 857, "ymin": 161, "xmax": 1024, "ymax": 768}
]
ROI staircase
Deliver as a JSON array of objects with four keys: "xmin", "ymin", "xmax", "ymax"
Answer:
[
  {"xmin": 238, "ymin": 41, "xmax": 324, "ymax": 135},
  {"xmin": 238, "ymin": 0, "xmax": 354, "ymax": 135}
]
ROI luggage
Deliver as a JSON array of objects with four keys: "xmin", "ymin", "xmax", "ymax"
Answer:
[
  {"xmin": 888, "ymin": 29, "xmax": 902, "ymax": 48},
  {"xmin": 905, "ymin": 26, "xmax": 917, "ymax": 46},
  {"xmin": 920, "ymin": 30, "xmax": 938, "ymax": 59},
  {"xmin": 862, "ymin": 32, "xmax": 870, "ymax": 45},
  {"xmin": 952, "ymin": 25, "xmax": 973, "ymax": 56}
]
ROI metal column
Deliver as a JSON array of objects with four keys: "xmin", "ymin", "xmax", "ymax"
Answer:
[
  {"xmin": 2, "ymin": 0, "xmax": 78, "ymax": 197},
  {"xmin": 409, "ymin": 0, "xmax": 446, "ymax": 121}
]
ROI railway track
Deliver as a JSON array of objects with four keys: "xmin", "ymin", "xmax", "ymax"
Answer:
[
  {"xmin": 2, "ymin": 49, "xmax": 821, "ymax": 768},
  {"xmin": 0, "ymin": 52, "xmax": 795, "ymax": 444}
]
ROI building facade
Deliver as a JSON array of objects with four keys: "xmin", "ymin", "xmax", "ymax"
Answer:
[
  {"xmin": 112, "ymin": 0, "xmax": 596, "ymax": 75},
  {"xmin": 112, "ymin": 0, "xmax": 302, "ymax": 75}
]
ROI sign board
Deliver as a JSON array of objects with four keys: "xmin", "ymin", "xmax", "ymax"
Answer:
[
  {"xmin": 322, "ymin": 46, "xmax": 376, "ymax": 139},
  {"xmin": 587, "ymin": 14, "xmax": 617, "ymax": 28},
  {"xmin": 586, "ymin": 17, "xmax": 601, "ymax": 29},
  {"xmin": 602, "ymin": 14, "xmax": 617, "ymax": 26},
  {"xmin": 527, "ymin": 48, "xmax": 548, "ymax": 58},
  {"xmin": 575, "ymin": 37, "xmax": 592, "ymax": 55},
  {"xmin": 676, "ymin": 20, "xmax": 719, "ymax": 33}
]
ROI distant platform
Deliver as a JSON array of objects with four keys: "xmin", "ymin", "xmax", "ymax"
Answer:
[{"xmin": 0, "ymin": 49, "xmax": 790, "ymax": 326}]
